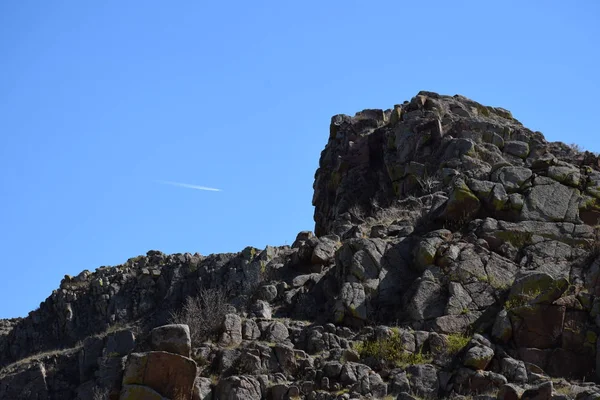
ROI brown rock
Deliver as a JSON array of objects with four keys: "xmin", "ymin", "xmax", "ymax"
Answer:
[{"xmin": 122, "ymin": 351, "xmax": 197, "ymax": 400}]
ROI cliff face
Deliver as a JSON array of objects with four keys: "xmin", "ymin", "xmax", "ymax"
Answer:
[
  {"xmin": 313, "ymin": 91, "xmax": 600, "ymax": 237},
  {"xmin": 2, "ymin": 91, "xmax": 600, "ymax": 400}
]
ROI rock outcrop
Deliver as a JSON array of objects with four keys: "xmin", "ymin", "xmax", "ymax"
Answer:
[{"xmin": 2, "ymin": 91, "xmax": 600, "ymax": 399}]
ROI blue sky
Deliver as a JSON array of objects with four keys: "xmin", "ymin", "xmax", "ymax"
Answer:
[{"xmin": 1, "ymin": 1, "xmax": 598, "ymax": 318}]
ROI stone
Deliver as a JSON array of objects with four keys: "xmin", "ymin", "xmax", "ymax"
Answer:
[
  {"xmin": 216, "ymin": 375, "xmax": 262, "ymax": 400},
  {"xmin": 510, "ymin": 304, "xmax": 565, "ymax": 349},
  {"xmin": 256, "ymin": 284, "xmax": 278, "ymax": 302},
  {"xmin": 311, "ymin": 235, "xmax": 341, "ymax": 264},
  {"xmin": 151, "ymin": 324, "xmax": 191, "ymax": 358},
  {"xmin": 492, "ymin": 309, "xmax": 512, "ymax": 343},
  {"xmin": 389, "ymin": 371, "xmax": 410, "ymax": 395},
  {"xmin": 501, "ymin": 357, "xmax": 528, "ymax": 383},
  {"xmin": 193, "ymin": 377, "xmax": 213, "ymax": 400},
  {"xmin": 242, "ymin": 319, "xmax": 261, "ymax": 340},
  {"xmin": 220, "ymin": 314, "xmax": 243, "ymax": 347},
  {"xmin": 335, "ymin": 282, "xmax": 367, "ymax": 324},
  {"xmin": 264, "ymin": 321, "xmax": 289, "ymax": 342},
  {"xmin": 548, "ymin": 165, "xmax": 581, "ymax": 186},
  {"xmin": 120, "ymin": 384, "xmax": 168, "ymax": 400},
  {"xmin": 251, "ymin": 300, "xmax": 272, "ymax": 320},
  {"xmin": 270, "ymin": 384, "xmax": 288, "ymax": 400},
  {"xmin": 122, "ymin": 352, "xmax": 197, "ymax": 400},
  {"xmin": 442, "ymin": 178, "xmax": 481, "ymax": 221},
  {"xmin": 504, "ymin": 140, "xmax": 530, "ymax": 158},
  {"xmin": 463, "ymin": 345, "xmax": 494, "ymax": 370},
  {"xmin": 521, "ymin": 183, "xmax": 580, "ymax": 222},
  {"xmin": 272, "ymin": 344, "xmax": 297, "ymax": 375},
  {"xmin": 79, "ymin": 336, "xmax": 104, "ymax": 382},
  {"xmin": 521, "ymin": 381, "xmax": 553, "ymax": 400},
  {"xmin": 491, "ymin": 166, "xmax": 533, "ymax": 192},
  {"xmin": 407, "ymin": 276, "xmax": 446, "ymax": 321},
  {"xmin": 406, "ymin": 364, "xmax": 439, "ymax": 398},
  {"xmin": 498, "ymin": 383, "xmax": 523, "ymax": 400},
  {"xmin": 0, "ymin": 363, "xmax": 49, "ymax": 400}
]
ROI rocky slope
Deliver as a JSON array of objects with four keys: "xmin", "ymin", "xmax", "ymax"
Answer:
[{"xmin": 2, "ymin": 91, "xmax": 600, "ymax": 400}]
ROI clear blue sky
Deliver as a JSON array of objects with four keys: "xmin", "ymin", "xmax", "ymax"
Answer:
[{"xmin": 1, "ymin": 1, "xmax": 598, "ymax": 318}]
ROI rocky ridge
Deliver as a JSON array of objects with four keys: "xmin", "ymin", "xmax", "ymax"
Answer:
[{"xmin": 2, "ymin": 91, "xmax": 600, "ymax": 399}]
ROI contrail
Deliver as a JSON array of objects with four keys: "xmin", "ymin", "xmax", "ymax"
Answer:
[{"xmin": 156, "ymin": 180, "xmax": 222, "ymax": 192}]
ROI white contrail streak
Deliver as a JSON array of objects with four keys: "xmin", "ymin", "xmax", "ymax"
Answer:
[{"xmin": 156, "ymin": 180, "xmax": 222, "ymax": 192}]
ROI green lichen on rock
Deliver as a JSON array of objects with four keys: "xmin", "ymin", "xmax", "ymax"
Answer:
[
  {"xmin": 495, "ymin": 231, "xmax": 533, "ymax": 248},
  {"xmin": 584, "ymin": 330, "xmax": 597, "ymax": 350},
  {"xmin": 443, "ymin": 178, "xmax": 481, "ymax": 222},
  {"xmin": 389, "ymin": 105, "xmax": 403, "ymax": 126}
]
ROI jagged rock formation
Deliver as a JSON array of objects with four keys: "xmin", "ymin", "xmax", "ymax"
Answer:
[{"xmin": 2, "ymin": 91, "xmax": 600, "ymax": 400}]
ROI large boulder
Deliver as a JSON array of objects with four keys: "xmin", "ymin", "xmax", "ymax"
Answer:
[
  {"xmin": 216, "ymin": 375, "xmax": 262, "ymax": 400},
  {"xmin": 122, "ymin": 352, "xmax": 197, "ymax": 400},
  {"xmin": 120, "ymin": 385, "xmax": 168, "ymax": 400},
  {"xmin": 151, "ymin": 324, "xmax": 191, "ymax": 358}
]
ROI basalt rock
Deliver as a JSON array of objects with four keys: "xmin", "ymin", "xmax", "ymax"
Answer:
[{"xmin": 2, "ymin": 91, "xmax": 600, "ymax": 399}]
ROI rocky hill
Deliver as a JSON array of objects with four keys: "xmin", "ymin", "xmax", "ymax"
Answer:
[{"xmin": 2, "ymin": 91, "xmax": 600, "ymax": 400}]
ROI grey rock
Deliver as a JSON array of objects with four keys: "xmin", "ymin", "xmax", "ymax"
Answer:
[
  {"xmin": 406, "ymin": 364, "xmax": 438, "ymax": 398},
  {"xmin": 264, "ymin": 321, "xmax": 289, "ymax": 342},
  {"xmin": 0, "ymin": 363, "xmax": 49, "ymax": 400},
  {"xmin": 446, "ymin": 282, "xmax": 473, "ymax": 315},
  {"xmin": 79, "ymin": 336, "xmax": 104, "ymax": 382},
  {"xmin": 339, "ymin": 362, "xmax": 371, "ymax": 387},
  {"xmin": 251, "ymin": 300, "xmax": 272, "ymax": 320},
  {"xmin": 242, "ymin": 319, "xmax": 261, "ymax": 340},
  {"xmin": 548, "ymin": 165, "xmax": 581, "ymax": 186},
  {"xmin": 193, "ymin": 377, "xmax": 213, "ymax": 400},
  {"xmin": 407, "ymin": 276, "xmax": 446, "ymax": 321},
  {"xmin": 504, "ymin": 140, "xmax": 530, "ymax": 158},
  {"xmin": 120, "ymin": 384, "xmax": 168, "ymax": 400},
  {"xmin": 521, "ymin": 182, "xmax": 580, "ymax": 222},
  {"xmin": 216, "ymin": 375, "xmax": 262, "ymax": 400},
  {"xmin": 311, "ymin": 235, "xmax": 341, "ymax": 265},
  {"xmin": 335, "ymin": 282, "xmax": 367, "ymax": 324},
  {"xmin": 220, "ymin": 314, "xmax": 243, "ymax": 347},
  {"xmin": 151, "ymin": 324, "xmax": 191, "ymax": 357},
  {"xmin": 323, "ymin": 361, "xmax": 343, "ymax": 378},
  {"xmin": 270, "ymin": 384, "xmax": 288, "ymax": 400},
  {"xmin": 492, "ymin": 166, "xmax": 533, "ymax": 192},
  {"xmin": 464, "ymin": 345, "xmax": 494, "ymax": 370},
  {"xmin": 397, "ymin": 393, "xmax": 419, "ymax": 400},
  {"xmin": 389, "ymin": 370, "xmax": 410, "ymax": 395},
  {"xmin": 501, "ymin": 357, "xmax": 528, "ymax": 383},
  {"xmin": 522, "ymin": 381, "xmax": 553, "ymax": 400},
  {"xmin": 256, "ymin": 285, "xmax": 278, "ymax": 302},
  {"xmin": 498, "ymin": 383, "xmax": 523, "ymax": 400},
  {"xmin": 272, "ymin": 344, "xmax": 297, "ymax": 375}
]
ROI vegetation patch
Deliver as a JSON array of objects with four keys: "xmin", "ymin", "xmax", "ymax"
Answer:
[
  {"xmin": 353, "ymin": 331, "xmax": 432, "ymax": 368},
  {"xmin": 169, "ymin": 287, "xmax": 230, "ymax": 346},
  {"xmin": 445, "ymin": 333, "xmax": 471, "ymax": 355}
]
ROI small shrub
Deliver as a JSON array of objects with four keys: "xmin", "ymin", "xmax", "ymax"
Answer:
[
  {"xmin": 504, "ymin": 286, "xmax": 542, "ymax": 310},
  {"xmin": 353, "ymin": 332, "xmax": 432, "ymax": 368},
  {"xmin": 569, "ymin": 143, "xmax": 584, "ymax": 152},
  {"xmin": 446, "ymin": 333, "xmax": 471, "ymax": 355},
  {"xmin": 92, "ymin": 386, "xmax": 109, "ymax": 400},
  {"xmin": 416, "ymin": 174, "xmax": 441, "ymax": 195},
  {"xmin": 169, "ymin": 287, "xmax": 230, "ymax": 346}
]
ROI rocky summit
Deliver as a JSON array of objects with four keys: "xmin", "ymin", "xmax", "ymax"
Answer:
[{"xmin": 2, "ymin": 91, "xmax": 600, "ymax": 400}]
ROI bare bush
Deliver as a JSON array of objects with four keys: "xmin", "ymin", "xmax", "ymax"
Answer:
[
  {"xmin": 169, "ymin": 287, "xmax": 230, "ymax": 346},
  {"xmin": 92, "ymin": 386, "xmax": 109, "ymax": 400},
  {"xmin": 416, "ymin": 174, "xmax": 441, "ymax": 195}
]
